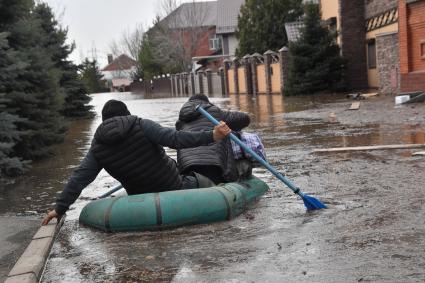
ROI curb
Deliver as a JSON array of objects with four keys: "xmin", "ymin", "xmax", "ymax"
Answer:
[{"xmin": 5, "ymin": 217, "xmax": 64, "ymax": 283}]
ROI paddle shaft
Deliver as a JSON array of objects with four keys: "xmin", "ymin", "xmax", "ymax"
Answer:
[
  {"xmin": 197, "ymin": 106, "xmax": 305, "ymax": 197},
  {"xmin": 98, "ymin": 184, "xmax": 123, "ymax": 199}
]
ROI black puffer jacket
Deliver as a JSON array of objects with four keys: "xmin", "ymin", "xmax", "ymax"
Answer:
[
  {"xmin": 176, "ymin": 99, "xmax": 250, "ymax": 182},
  {"xmin": 91, "ymin": 115, "xmax": 214, "ymax": 194},
  {"xmin": 91, "ymin": 116, "xmax": 182, "ymax": 194}
]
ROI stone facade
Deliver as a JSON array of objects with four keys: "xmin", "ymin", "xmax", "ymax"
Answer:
[
  {"xmin": 339, "ymin": 0, "xmax": 368, "ymax": 89},
  {"xmin": 364, "ymin": 0, "xmax": 398, "ymax": 19},
  {"xmin": 376, "ymin": 32, "xmax": 400, "ymax": 94}
]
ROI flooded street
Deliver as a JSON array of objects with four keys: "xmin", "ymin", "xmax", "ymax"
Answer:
[{"xmin": 4, "ymin": 92, "xmax": 425, "ymax": 282}]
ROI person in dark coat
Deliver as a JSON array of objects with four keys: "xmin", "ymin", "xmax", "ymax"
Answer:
[
  {"xmin": 42, "ymin": 99, "xmax": 231, "ymax": 225},
  {"xmin": 175, "ymin": 94, "xmax": 250, "ymax": 184}
]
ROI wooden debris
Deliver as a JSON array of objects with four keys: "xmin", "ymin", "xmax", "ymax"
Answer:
[
  {"xmin": 412, "ymin": 151, "xmax": 425, "ymax": 156},
  {"xmin": 349, "ymin": 102, "xmax": 360, "ymax": 110},
  {"xmin": 313, "ymin": 144, "xmax": 425, "ymax": 153},
  {"xmin": 360, "ymin": 92, "xmax": 378, "ymax": 99}
]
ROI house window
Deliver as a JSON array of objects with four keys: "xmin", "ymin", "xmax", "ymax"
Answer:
[
  {"xmin": 209, "ymin": 35, "xmax": 221, "ymax": 51},
  {"xmin": 367, "ymin": 39, "xmax": 377, "ymax": 69},
  {"xmin": 421, "ymin": 40, "xmax": 425, "ymax": 59}
]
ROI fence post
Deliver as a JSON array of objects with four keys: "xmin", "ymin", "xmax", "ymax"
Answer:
[
  {"xmin": 264, "ymin": 50, "xmax": 274, "ymax": 95},
  {"xmin": 182, "ymin": 72, "xmax": 188, "ymax": 95},
  {"xmin": 198, "ymin": 71, "xmax": 204, "ymax": 94},
  {"xmin": 205, "ymin": 69, "xmax": 213, "ymax": 95},
  {"xmin": 219, "ymin": 67, "xmax": 226, "ymax": 96},
  {"xmin": 177, "ymin": 73, "xmax": 183, "ymax": 96},
  {"xmin": 251, "ymin": 53, "xmax": 261, "ymax": 95},
  {"xmin": 232, "ymin": 57, "xmax": 239, "ymax": 95},
  {"xmin": 190, "ymin": 72, "xmax": 196, "ymax": 95},
  {"xmin": 170, "ymin": 75, "xmax": 175, "ymax": 96},
  {"xmin": 223, "ymin": 59, "xmax": 231, "ymax": 95},
  {"xmin": 243, "ymin": 54, "xmax": 253, "ymax": 95},
  {"xmin": 173, "ymin": 74, "xmax": 178, "ymax": 96},
  {"xmin": 279, "ymin": 46, "xmax": 289, "ymax": 95}
]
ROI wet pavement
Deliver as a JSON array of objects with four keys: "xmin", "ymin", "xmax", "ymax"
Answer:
[{"xmin": 2, "ymin": 92, "xmax": 425, "ymax": 282}]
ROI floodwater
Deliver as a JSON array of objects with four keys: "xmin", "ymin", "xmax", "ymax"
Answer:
[{"xmin": 5, "ymin": 92, "xmax": 425, "ymax": 282}]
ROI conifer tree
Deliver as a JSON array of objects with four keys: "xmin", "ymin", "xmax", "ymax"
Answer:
[
  {"xmin": 285, "ymin": 3, "xmax": 346, "ymax": 96},
  {"xmin": 139, "ymin": 35, "xmax": 163, "ymax": 81},
  {"xmin": 4, "ymin": 1, "xmax": 67, "ymax": 159},
  {"xmin": 33, "ymin": 3, "xmax": 93, "ymax": 118},
  {"xmin": 80, "ymin": 58, "xmax": 107, "ymax": 94},
  {"xmin": 236, "ymin": 0, "xmax": 303, "ymax": 56},
  {"xmin": 0, "ymin": 33, "xmax": 30, "ymax": 176}
]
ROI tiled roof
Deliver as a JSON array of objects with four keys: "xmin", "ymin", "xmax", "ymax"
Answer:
[
  {"xmin": 163, "ymin": 1, "xmax": 217, "ymax": 29},
  {"xmin": 102, "ymin": 54, "xmax": 137, "ymax": 71},
  {"xmin": 216, "ymin": 0, "xmax": 245, "ymax": 34}
]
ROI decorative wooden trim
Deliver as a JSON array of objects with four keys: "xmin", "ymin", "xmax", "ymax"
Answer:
[{"xmin": 365, "ymin": 7, "xmax": 398, "ymax": 32}]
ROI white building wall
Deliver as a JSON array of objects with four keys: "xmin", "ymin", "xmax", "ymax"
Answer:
[
  {"xmin": 227, "ymin": 35, "xmax": 239, "ymax": 56},
  {"xmin": 102, "ymin": 67, "xmax": 137, "ymax": 80}
]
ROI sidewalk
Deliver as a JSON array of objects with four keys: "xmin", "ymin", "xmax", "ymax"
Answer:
[{"xmin": 0, "ymin": 215, "xmax": 40, "ymax": 282}]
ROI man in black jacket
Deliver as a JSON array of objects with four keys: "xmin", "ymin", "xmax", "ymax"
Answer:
[
  {"xmin": 42, "ymin": 99, "xmax": 231, "ymax": 225},
  {"xmin": 176, "ymin": 94, "xmax": 250, "ymax": 184}
]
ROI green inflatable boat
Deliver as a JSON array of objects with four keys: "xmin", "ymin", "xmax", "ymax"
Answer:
[{"xmin": 79, "ymin": 176, "xmax": 269, "ymax": 232}]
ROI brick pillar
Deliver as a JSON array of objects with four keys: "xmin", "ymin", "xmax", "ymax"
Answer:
[
  {"xmin": 206, "ymin": 69, "xmax": 213, "ymax": 95},
  {"xmin": 339, "ymin": 0, "xmax": 368, "ymax": 89},
  {"xmin": 198, "ymin": 71, "xmax": 204, "ymax": 94},
  {"xmin": 232, "ymin": 57, "xmax": 239, "ymax": 94},
  {"xmin": 223, "ymin": 59, "xmax": 231, "ymax": 95},
  {"xmin": 399, "ymin": 0, "xmax": 408, "ymax": 75},
  {"xmin": 219, "ymin": 67, "xmax": 226, "ymax": 96},
  {"xmin": 250, "ymin": 53, "xmax": 260, "ymax": 95},
  {"xmin": 190, "ymin": 72, "xmax": 196, "ymax": 95},
  {"xmin": 279, "ymin": 46, "xmax": 289, "ymax": 94},
  {"xmin": 243, "ymin": 54, "xmax": 253, "ymax": 95},
  {"xmin": 264, "ymin": 50, "xmax": 274, "ymax": 95}
]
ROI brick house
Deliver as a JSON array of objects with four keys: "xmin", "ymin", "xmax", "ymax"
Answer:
[
  {"xmin": 160, "ymin": 0, "xmax": 246, "ymax": 71},
  {"xmin": 159, "ymin": 1, "xmax": 219, "ymax": 71},
  {"xmin": 320, "ymin": 0, "xmax": 425, "ymax": 94},
  {"xmin": 102, "ymin": 54, "xmax": 137, "ymax": 92}
]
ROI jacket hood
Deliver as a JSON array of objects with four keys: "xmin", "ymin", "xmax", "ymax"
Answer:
[
  {"xmin": 178, "ymin": 100, "xmax": 212, "ymax": 123},
  {"xmin": 94, "ymin": 115, "xmax": 137, "ymax": 145}
]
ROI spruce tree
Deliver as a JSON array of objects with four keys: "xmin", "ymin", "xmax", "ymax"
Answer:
[
  {"xmin": 285, "ymin": 3, "xmax": 346, "ymax": 96},
  {"xmin": 139, "ymin": 35, "xmax": 163, "ymax": 81},
  {"xmin": 4, "ymin": 1, "xmax": 67, "ymax": 160},
  {"xmin": 80, "ymin": 58, "xmax": 107, "ymax": 94},
  {"xmin": 236, "ymin": 0, "xmax": 303, "ymax": 56},
  {"xmin": 33, "ymin": 3, "xmax": 93, "ymax": 118},
  {"xmin": 61, "ymin": 62, "xmax": 93, "ymax": 118},
  {"xmin": 0, "ymin": 33, "xmax": 30, "ymax": 176}
]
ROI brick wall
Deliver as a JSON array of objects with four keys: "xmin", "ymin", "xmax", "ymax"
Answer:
[
  {"xmin": 339, "ymin": 0, "xmax": 368, "ymax": 89},
  {"xmin": 399, "ymin": 0, "xmax": 425, "ymax": 92},
  {"xmin": 364, "ymin": 0, "xmax": 398, "ymax": 19},
  {"xmin": 407, "ymin": 1, "xmax": 425, "ymax": 72},
  {"xmin": 377, "ymin": 32, "xmax": 400, "ymax": 94}
]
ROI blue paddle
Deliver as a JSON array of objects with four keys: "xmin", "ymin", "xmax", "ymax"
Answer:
[
  {"xmin": 196, "ymin": 105, "xmax": 327, "ymax": 210},
  {"xmin": 97, "ymin": 184, "xmax": 123, "ymax": 199}
]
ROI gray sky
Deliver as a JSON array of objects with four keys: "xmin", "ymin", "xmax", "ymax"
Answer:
[{"xmin": 43, "ymin": 0, "xmax": 162, "ymax": 67}]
